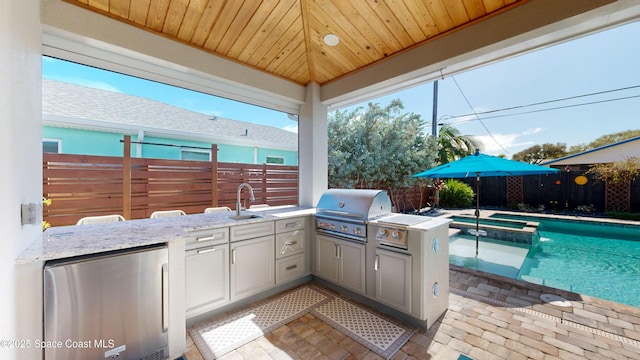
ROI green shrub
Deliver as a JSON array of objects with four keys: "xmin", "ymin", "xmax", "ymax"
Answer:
[
  {"xmin": 439, "ymin": 179, "xmax": 474, "ymax": 208},
  {"xmin": 605, "ymin": 211, "xmax": 640, "ymax": 221}
]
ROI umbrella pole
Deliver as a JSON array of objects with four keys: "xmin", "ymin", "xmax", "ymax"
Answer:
[{"xmin": 475, "ymin": 173, "xmax": 480, "ymax": 256}]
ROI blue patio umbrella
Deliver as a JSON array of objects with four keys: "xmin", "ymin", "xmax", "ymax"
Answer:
[{"xmin": 413, "ymin": 149, "xmax": 559, "ymax": 256}]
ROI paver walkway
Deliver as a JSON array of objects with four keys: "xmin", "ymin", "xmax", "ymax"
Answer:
[{"xmin": 185, "ymin": 266, "xmax": 640, "ymax": 359}]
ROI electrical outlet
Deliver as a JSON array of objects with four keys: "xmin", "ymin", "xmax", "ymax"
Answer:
[{"xmin": 21, "ymin": 203, "xmax": 38, "ymax": 225}]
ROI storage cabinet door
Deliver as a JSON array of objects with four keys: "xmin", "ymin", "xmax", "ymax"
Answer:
[
  {"xmin": 230, "ymin": 235, "xmax": 275, "ymax": 301},
  {"xmin": 186, "ymin": 244, "xmax": 229, "ymax": 317},
  {"xmin": 375, "ymin": 248, "xmax": 412, "ymax": 313},
  {"xmin": 338, "ymin": 240, "xmax": 366, "ymax": 294},
  {"xmin": 315, "ymin": 235, "xmax": 339, "ymax": 283}
]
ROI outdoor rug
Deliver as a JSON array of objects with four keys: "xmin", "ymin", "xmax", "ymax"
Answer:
[
  {"xmin": 311, "ymin": 297, "xmax": 416, "ymax": 359},
  {"xmin": 188, "ymin": 283, "xmax": 416, "ymax": 359},
  {"xmin": 189, "ymin": 284, "xmax": 333, "ymax": 359}
]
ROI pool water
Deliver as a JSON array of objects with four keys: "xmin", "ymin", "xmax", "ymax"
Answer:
[{"xmin": 449, "ymin": 215, "xmax": 640, "ymax": 308}]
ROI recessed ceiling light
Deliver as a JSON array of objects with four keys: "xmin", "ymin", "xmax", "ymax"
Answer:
[{"xmin": 323, "ymin": 34, "xmax": 339, "ymax": 46}]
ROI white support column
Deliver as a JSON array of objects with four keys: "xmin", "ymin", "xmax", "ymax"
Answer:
[
  {"xmin": 298, "ymin": 82, "xmax": 328, "ymax": 207},
  {"xmin": 1, "ymin": 0, "xmax": 43, "ymax": 359},
  {"xmin": 136, "ymin": 130, "xmax": 144, "ymax": 158}
]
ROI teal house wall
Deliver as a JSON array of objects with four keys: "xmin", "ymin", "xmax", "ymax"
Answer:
[
  {"xmin": 43, "ymin": 126, "xmax": 298, "ymax": 165},
  {"xmin": 43, "ymin": 79, "xmax": 298, "ymax": 166}
]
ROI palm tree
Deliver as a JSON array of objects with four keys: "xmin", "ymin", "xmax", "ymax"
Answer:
[{"xmin": 436, "ymin": 124, "xmax": 482, "ymax": 164}]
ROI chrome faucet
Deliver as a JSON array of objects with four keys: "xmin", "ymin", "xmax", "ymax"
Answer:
[{"xmin": 236, "ymin": 183, "xmax": 255, "ymax": 216}]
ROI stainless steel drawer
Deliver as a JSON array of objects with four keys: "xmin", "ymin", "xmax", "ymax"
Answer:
[{"xmin": 275, "ymin": 229, "xmax": 305, "ymax": 259}]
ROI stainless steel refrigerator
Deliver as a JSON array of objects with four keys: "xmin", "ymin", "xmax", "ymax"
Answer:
[{"xmin": 44, "ymin": 244, "xmax": 169, "ymax": 360}]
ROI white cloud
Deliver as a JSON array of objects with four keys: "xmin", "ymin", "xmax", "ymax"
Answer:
[
  {"xmin": 522, "ymin": 127, "xmax": 544, "ymax": 135},
  {"xmin": 473, "ymin": 127, "xmax": 547, "ymax": 157}
]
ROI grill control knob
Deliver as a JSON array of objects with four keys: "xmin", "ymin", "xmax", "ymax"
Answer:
[
  {"xmin": 340, "ymin": 225, "xmax": 348, "ymax": 232},
  {"xmin": 392, "ymin": 230, "xmax": 401, "ymax": 239},
  {"xmin": 353, "ymin": 227, "xmax": 362, "ymax": 235},
  {"xmin": 378, "ymin": 228, "xmax": 387, "ymax": 237}
]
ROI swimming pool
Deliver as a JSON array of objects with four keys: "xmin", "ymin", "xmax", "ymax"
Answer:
[
  {"xmin": 449, "ymin": 215, "xmax": 539, "ymax": 245},
  {"xmin": 449, "ymin": 213, "xmax": 640, "ymax": 308}
]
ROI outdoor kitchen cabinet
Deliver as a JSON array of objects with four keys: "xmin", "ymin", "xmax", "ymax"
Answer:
[
  {"xmin": 185, "ymin": 228, "xmax": 230, "ymax": 318},
  {"xmin": 315, "ymin": 234, "xmax": 366, "ymax": 294},
  {"xmin": 230, "ymin": 222, "xmax": 275, "ymax": 301},
  {"xmin": 375, "ymin": 248, "xmax": 412, "ymax": 313},
  {"xmin": 275, "ymin": 217, "xmax": 306, "ymax": 284}
]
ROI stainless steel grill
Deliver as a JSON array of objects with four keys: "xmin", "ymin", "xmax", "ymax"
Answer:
[{"xmin": 315, "ymin": 189, "xmax": 392, "ymax": 242}]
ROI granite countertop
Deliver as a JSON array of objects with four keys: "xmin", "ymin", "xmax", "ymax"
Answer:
[
  {"xmin": 370, "ymin": 213, "xmax": 452, "ymax": 231},
  {"xmin": 16, "ymin": 206, "xmax": 315, "ymax": 265}
]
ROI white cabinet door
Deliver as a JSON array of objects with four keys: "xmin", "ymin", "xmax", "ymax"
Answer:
[
  {"xmin": 315, "ymin": 234, "xmax": 365, "ymax": 294},
  {"xmin": 338, "ymin": 240, "xmax": 366, "ymax": 294},
  {"xmin": 185, "ymin": 244, "xmax": 229, "ymax": 318},
  {"xmin": 315, "ymin": 235, "xmax": 339, "ymax": 283},
  {"xmin": 375, "ymin": 248, "xmax": 412, "ymax": 313},
  {"xmin": 230, "ymin": 235, "xmax": 275, "ymax": 301}
]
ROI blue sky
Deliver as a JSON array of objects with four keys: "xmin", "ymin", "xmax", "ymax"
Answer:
[{"xmin": 43, "ymin": 20, "xmax": 640, "ymax": 157}]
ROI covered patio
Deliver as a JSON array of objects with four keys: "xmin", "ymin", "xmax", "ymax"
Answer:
[{"xmin": 3, "ymin": 0, "xmax": 640, "ymax": 359}]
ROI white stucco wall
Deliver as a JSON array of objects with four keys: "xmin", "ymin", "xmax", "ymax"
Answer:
[{"xmin": 0, "ymin": 0, "xmax": 43, "ymax": 359}]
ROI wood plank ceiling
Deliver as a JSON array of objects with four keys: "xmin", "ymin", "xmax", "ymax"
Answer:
[{"xmin": 64, "ymin": 0, "xmax": 525, "ymax": 85}]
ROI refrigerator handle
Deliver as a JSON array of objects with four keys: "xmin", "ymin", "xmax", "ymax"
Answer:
[{"xmin": 162, "ymin": 263, "xmax": 169, "ymax": 333}]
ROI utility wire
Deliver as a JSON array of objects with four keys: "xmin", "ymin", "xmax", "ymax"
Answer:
[
  {"xmin": 451, "ymin": 76, "xmax": 511, "ymax": 156},
  {"xmin": 447, "ymin": 94, "xmax": 640, "ymax": 124},
  {"xmin": 445, "ymin": 84, "xmax": 640, "ymax": 122}
]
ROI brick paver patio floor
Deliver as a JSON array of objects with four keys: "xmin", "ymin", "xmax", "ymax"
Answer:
[{"xmin": 185, "ymin": 266, "xmax": 640, "ymax": 359}]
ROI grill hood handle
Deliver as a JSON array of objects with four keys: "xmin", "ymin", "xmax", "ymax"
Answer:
[{"xmin": 318, "ymin": 209, "xmax": 364, "ymax": 219}]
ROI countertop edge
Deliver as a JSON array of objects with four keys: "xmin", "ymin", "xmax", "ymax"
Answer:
[{"xmin": 16, "ymin": 206, "xmax": 315, "ymax": 264}]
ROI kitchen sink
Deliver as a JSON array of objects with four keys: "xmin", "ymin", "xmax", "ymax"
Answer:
[{"xmin": 227, "ymin": 214, "xmax": 261, "ymax": 220}]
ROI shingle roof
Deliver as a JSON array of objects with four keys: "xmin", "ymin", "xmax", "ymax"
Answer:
[{"xmin": 42, "ymin": 79, "xmax": 297, "ymax": 148}]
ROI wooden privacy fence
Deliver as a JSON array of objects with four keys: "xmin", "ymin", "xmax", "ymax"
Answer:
[{"xmin": 43, "ymin": 144, "xmax": 298, "ymax": 226}]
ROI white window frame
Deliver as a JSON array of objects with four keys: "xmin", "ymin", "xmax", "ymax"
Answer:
[
  {"xmin": 180, "ymin": 148, "xmax": 211, "ymax": 161},
  {"xmin": 43, "ymin": 138, "xmax": 62, "ymax": 153},
  {"xmin": 266, "ymin": 155, "xmax": 285, "ymax": 165}
]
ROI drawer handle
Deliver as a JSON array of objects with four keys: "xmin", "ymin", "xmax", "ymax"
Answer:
[
  {"xmin": 285, "ymin": 222, "xmax": 301, "ymax": 228},
  {"xmin": 280, "ymin": 240, "xmax": 298, "ymax": 254},
  {"xmin": 374, "ymin": 255, "xmax": 379, "ymax": 271},
  {"xmin": 196, "ymin": 235, "xmax": 217, "ymax": 242},
  {"xmin": 197, "ymin": 247, "xmax": 216, "ymax": 254},
  {"xmin": 285, "ymin": 264, "xmax": 298, "ymax": 271}
]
